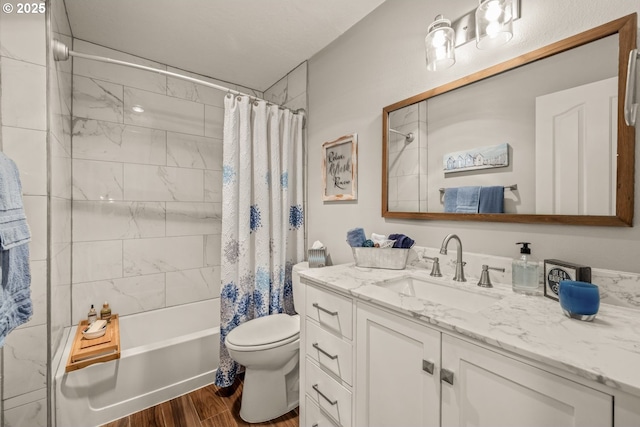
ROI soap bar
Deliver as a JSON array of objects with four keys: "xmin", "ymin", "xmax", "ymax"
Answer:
[{"xmin": 85, "ymin": 319, "xmax": 107, "ymax": 334}]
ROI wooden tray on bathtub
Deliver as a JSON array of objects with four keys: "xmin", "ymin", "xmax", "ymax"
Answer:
[{"xmin": 65, "ymin": 314, "xmax": 121, "ymax": 372}]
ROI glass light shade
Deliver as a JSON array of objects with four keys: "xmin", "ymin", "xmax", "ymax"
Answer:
[
  {"xmin": 425, "ymin": 16, "xmax": 455, "ymax": 71},
  {"xmin": 476, "ymin": 0, "xmax": 513, "ymax": 50}
]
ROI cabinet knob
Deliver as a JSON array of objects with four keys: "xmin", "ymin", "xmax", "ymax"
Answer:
[
  {"xmin": 422, "ymin": 360, "xmax": 435, "ymax": 375},
  {"xmin": 440, "ymin": 368, "xmax": 455, "ymax": 385}
]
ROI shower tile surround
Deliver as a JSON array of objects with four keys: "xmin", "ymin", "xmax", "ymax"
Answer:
[
  {"xmin": 69, "ymin": 41, "xmax": 242, "ymax": 322},
  {"xmin": 0, "ymin": 3, "xmax": 69, "ymax": 426},
  {"xmin": 70, "ymin": 47, "xmax": 308, "ymax": 322}
]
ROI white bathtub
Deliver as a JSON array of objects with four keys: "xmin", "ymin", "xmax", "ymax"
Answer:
[{"xmin": 54, "ymin": 300, "xmax": 220, "ymax": 427}]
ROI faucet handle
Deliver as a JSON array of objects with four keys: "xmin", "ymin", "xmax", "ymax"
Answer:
[
  {"xmin": 423, "ymin": 256, "xmax": 443, "ymax": 277},
  {"xmin": 477, "ymin": 265, "xmax": 506, "ymax": 288}
]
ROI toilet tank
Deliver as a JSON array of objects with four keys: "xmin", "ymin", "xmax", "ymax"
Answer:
[{"xmin": 292, "ymin": 262, "xmax": 309, "ymax": 314}]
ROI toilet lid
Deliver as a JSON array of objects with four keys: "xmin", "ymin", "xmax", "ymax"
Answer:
[{"xmin": 226, "ymin": 314, "xmax": 299, "ymax": 347}]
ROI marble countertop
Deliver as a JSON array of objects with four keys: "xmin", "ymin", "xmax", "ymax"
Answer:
[{"xmin": 299, "ymin": 263, "xmax": 640, "ymax": 398}]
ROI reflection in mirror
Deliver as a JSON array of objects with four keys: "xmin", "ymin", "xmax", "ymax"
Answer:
[{"xmin": 382, "ymin": 14, "xmax": 636, "ymax": 226}]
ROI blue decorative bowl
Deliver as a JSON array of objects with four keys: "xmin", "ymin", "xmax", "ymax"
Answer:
[{"xmin": 558, "ymin": 280, "xmax": 600, "ymax": 321}]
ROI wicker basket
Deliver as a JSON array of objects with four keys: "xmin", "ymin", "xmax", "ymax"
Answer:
[{"xmin": 352, "ymin": 247, "xmax": 409, "ymax": 270}]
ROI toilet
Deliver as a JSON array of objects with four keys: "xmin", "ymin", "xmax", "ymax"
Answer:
[{"xmin": 225, "ymin": 262, "xmax": 307, "ymax": 423}]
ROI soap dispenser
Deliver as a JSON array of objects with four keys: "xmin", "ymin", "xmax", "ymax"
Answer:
[
  {"xmin": 87, "ymin": 304, "xmax": 98, "ymax": 324},
  {"xmin": 512, "ymin": 242, "xmax": 539, "ymax": 294}
]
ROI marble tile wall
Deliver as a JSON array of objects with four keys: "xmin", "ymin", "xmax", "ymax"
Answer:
[
  {"xmin": 0, "ymin": 1, "xmax": 54, "ymax": 425},
  {"xmin": 388, "ymin": 104, "xmax": 422, "ymax": 212},
  {"xmin": 69, "ymin": 41, "xmax": 266, "ymax": 324}
]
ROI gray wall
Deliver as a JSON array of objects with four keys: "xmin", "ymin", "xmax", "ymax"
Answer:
[{"xmin": 307, "ymin": 0, "xmax": 640, "ymax": 273}]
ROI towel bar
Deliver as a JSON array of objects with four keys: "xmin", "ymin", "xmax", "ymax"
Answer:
[{"xmin": 439, "ymin": 184, "xmax": 517, "ymax": 194}]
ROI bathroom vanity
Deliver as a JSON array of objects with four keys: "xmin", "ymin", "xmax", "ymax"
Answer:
[{"xmin": 297, "ymin": 259, "xmax": 640, "ymax": 427}]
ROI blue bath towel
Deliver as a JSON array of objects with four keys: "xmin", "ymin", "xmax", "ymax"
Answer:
[
  {"xmin": 455, "ymin": 186, "xmax": 480, "ymax": 213},
  {"xmin": 0, "ymin": 153, "xmax": 32, "ymax": 347},
  {"xmin": 478, "ymin": 186, "xmax": 505, "ymax": 213},
  {"xmin": 443, "ymin": 188, "xmax": 458, "ymax": 213}
]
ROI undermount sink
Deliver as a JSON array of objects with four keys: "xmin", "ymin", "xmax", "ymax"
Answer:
[{"xmin": 376, "ymin": 275, "xmax": 502, "ymax": 313}]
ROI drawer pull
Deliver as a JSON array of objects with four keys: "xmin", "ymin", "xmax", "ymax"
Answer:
[
  {"xmin": 312, "ymin": 384, "xmax": 338, "ymax": 405},
  {"xmin": 312, "ymin": 424, "xmax": 319, "ymax": 427},
  {"xmin": 312, "ymin": 302, "xmax": 339, "ymax": 316},
  {"xmin": 312, "ymin": 342, "xmax": 339, "ymax": 360}
]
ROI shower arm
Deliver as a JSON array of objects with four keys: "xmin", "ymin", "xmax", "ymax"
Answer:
[
  {"xmin": 389, "ymin": 128, "xmax": 415, "ymax": 142},
  {"xmin": 51, "ymin": 40, "xmax": 304, "ymax": 115}
]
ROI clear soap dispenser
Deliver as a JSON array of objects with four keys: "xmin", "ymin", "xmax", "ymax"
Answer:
[{"xmin": 512, "ymin": 242, "xmax": 539, "ymax": 294}]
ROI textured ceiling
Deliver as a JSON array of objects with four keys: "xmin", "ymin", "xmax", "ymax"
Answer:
[{"xmin": 64, "ymin": 0, "xmax": 386, "ymax": 91}]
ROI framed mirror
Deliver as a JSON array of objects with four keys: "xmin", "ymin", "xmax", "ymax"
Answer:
[{"xmin": 382, "ymin": 14, "xmax": 636, "ymax": 226}]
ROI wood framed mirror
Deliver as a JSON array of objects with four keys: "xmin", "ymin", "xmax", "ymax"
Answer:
[{"xmin": 382, "ymin": 14, "xmax": 636, "ymax": 226}]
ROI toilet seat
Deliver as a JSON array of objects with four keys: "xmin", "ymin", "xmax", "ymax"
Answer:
[{"xmin": 226, "ymin": 314, "xmax": 300, "ymax": 351}]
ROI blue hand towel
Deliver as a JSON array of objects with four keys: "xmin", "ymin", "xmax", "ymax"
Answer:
[
  {"xmin": 346, "ymin": 227, "xmax": 367, "ymax": 247},
  {"xmin": 478, "ymin": 186, "xmax": 505, "ymax": 213},
  {"xmin": 455, "ymin": 186, "xmax": 480, "ymax": 213},
  {"xmin": 443, "ymin": 188, "xmax": 458, "ymax": 213},
  {"xmin": 0, "ymin": 153, "xmax": 32, "ymax": 347}
]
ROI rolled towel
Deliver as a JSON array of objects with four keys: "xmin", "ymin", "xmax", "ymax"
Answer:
[
  {"xmin": 346, "ymin": 227, "xmax": 367, "ymax": 247},
  {"xmin": 388, "ymin": 233, "xmax": 415, "ymax": 249},
  {"xmin": 370, "ymin": 233, "xmax": 387, "ymax": 246}
]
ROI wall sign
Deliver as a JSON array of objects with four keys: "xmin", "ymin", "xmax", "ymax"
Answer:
[{"xmin": 322, "ymin": 133, "xmax": 358, "ymax": 201}]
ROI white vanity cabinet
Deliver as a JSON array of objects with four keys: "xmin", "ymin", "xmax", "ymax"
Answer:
[
  {"xmin": 355, "ymin": 303, "xmax": 441, "ymax": 427},
  {"xmin": 299, "ymin": 275, "xmax": 638, "ymax": 427},
  {"xmin": 441, "ymin": 333, "xmax": 612, "ymax": 427},
  {"xmin": 354, "ymin": 302, "xmax": 613, "ymax": 427},
  {"xmin": 303, "ymin": 284, "xmax": 354, "ymax": 427}
]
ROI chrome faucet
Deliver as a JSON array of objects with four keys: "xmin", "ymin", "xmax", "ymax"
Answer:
[{"xmin": 439, "ymin": 234, "xmax": 466, "ymax": 282}]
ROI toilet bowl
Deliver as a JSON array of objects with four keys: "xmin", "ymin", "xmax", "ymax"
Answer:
[{"xmin": 224, "ymin": 262, "xmax": 308, "ymax": 423}]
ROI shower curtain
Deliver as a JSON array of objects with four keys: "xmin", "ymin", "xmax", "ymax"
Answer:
[{"xmin": 215, "ymin": 95, "xmax": 305, "ymax": 388}]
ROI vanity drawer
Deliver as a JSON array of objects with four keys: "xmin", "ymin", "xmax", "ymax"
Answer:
[
  {"xmin": 306, "ymin": 321, "xmax": 353, "ymax": 385},
  {"xmin": 305, "ymin": 396, "xmax": 339, "ymax": 427},
  {"xmin": 306, "ymin": 358, "xmax": 352, "ymax": 427},
  {"xmin": 306, "ymin": 285, "xmax": 353, "ymax": 339}
]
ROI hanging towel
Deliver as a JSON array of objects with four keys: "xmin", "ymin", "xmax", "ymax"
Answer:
[
  {"xmin": 443, "ymin": 188, "xmax": 458, "ymax": 213},
  {"xmin": 455, "ymin": 186, "xmax": 481, "ymax": 213},
  {"xmin": 0, "ymin": 153, "xmax": 32, "ymax": 347},
  {"xmin": 478, "ymin": 186, "xmax": 505, "ymax": 213}
]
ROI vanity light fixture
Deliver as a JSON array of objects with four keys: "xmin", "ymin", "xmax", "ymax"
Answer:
[
  {"xmin": 425, "ymin": 0, "xmax": 519, "ymax": 71},
  {"xmin": 476, "ymin": 0, "xmax": 513, "ymax": 49},
  {"xmin": 131, "ymin": 104, "xmax": 145, "ymax": 113},
  {"xmin": 425, "ymin": 14, "xmax": 456, "ymax": 71}
]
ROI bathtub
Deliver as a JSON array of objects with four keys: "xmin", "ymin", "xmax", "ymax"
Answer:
[{"xmin": 54, "ymin": 300, "xmax": 220, "ymax": 427}]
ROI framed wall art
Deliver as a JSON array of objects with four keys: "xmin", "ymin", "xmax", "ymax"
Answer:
[{"xmin": 322, "ymin": 133, "xmax": 358, "ymax": 201}]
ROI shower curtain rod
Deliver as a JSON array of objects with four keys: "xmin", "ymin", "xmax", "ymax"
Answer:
[{"xmin": 51, "ymin": 40, "xmax": 305, "ymax": 116}]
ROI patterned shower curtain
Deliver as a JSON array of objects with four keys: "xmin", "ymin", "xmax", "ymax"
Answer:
[{"xmin": 215, "ymin": 94, "xmax": 305, "ymax": 388}]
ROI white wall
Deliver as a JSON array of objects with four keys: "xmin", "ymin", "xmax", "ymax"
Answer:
[{"xmin": 307, "ymin": 0, "xmax": 640, "ymax": 273}]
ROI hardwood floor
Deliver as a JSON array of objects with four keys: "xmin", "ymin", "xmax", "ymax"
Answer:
[{"xmin": 101, "ymin": 377, "xmax": 299, "ymax": 427}]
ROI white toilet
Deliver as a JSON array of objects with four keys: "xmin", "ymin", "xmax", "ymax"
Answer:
[{"xmin": 225, "ymin": 262, "xmax": 307, "ymax": 423}]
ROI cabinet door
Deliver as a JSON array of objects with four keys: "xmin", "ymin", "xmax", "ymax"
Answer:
[
  {"xmin": 356, "ymin": 303, "xmax": 441, "ymax": 427},
  {"xmin": 441, "ymin": 334, "xmax": 613, "ymax": 427}
]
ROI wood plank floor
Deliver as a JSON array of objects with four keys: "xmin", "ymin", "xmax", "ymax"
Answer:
[{"xmin": 101, "ymin": 377, "xmax": 299, "ymax": 427}]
